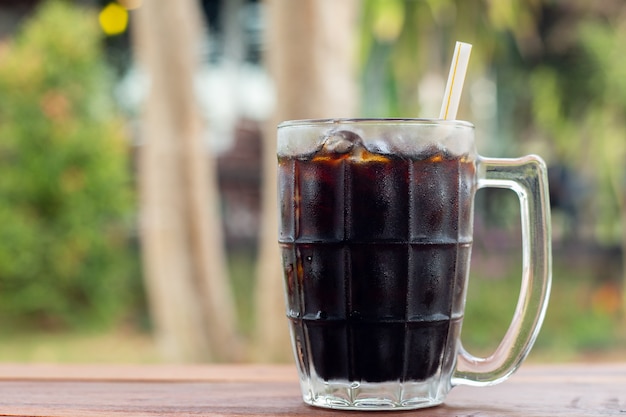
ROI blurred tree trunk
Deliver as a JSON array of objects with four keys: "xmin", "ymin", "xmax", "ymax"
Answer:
[
  {"xmin": 133, "ymin": 0, "xmax": 241, "ymax": 362},
  {"xmin": 254, "ymin": 0, "xmax": 360, "ymax": 361}
]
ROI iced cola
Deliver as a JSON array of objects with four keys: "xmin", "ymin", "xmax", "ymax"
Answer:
[{"xmin": 278, "ymin": 128, "xmax": 476, "ymax": 383}]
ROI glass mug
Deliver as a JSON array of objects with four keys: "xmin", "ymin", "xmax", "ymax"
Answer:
[{"xmin": 277, "ymin": 119, "xmax": 551, "ymax": 410}]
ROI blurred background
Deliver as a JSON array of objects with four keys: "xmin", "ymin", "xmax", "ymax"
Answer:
[{"xmin": 0, "ymin": 0, "xmax": 624, "ymax": 363}]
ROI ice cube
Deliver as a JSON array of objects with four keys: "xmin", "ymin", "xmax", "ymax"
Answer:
[
  {"xmin": 322, "ymin": 130, "xmax": 363, "ymax": 154},
  {"xmin": 364, "ymin": 138, "xmax": 391, "ymax": 155}
]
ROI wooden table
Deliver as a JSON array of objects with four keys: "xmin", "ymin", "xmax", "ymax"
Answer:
[{"xmin": 0, "ymin": 362, "xmax": 624, "ymax": 416}]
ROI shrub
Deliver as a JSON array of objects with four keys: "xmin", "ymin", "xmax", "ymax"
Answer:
[{"xmin": 0, "ymin": 0, "xmax": 137, "ymax": 330}]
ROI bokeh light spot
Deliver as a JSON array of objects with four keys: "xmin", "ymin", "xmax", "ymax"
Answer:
[{"xmin": 99, "ymin": 2, "xmax": 128, "ymax": 36}]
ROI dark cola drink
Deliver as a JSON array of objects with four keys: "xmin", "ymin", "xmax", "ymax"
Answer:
[{"xmin": 279, "ymin": 129, "xmax": 476, "ymax": 383}]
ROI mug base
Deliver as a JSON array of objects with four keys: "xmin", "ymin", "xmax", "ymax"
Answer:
[{"xmin": 301, "ymin": 379, "xmax": 447, "ymax": 411}]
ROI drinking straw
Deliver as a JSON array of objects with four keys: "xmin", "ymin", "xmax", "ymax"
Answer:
[{"xmin": 439, "ymin": 41, "xmax": 472, "ymax": 120}]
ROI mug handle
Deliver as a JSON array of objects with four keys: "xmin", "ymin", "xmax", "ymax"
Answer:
[{"xmin": 452, "ymin": 155, "xmax": 552, "ymax": 387}]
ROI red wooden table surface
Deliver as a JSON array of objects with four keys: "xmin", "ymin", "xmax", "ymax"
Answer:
[{"xmin": 0, "ymin": 362, "xmax": 625, "ymax": 416}]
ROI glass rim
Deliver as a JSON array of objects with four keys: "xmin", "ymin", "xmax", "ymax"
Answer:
[{"xmin": 278, "ymin": 118, "xmax": 475, "ymax": 129}]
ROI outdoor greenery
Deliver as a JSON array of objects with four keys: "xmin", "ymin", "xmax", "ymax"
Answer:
[
  {"xmin": 463, "ymin": 248, "xmax": 626, "ymax": 362},
  {"xmin": 1, "ymin": 0, "xmax": 626, "ymax": 362},
  {"xmin": 0, "ymin": 1, "xmax": 138, "ymax": 331}
]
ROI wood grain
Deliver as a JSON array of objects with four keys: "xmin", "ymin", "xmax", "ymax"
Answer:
[{"xmin": 0, "ymin": 363, "xmax": 624, "ymax": 416}]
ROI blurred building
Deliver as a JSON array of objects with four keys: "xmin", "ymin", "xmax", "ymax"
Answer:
[{"xmin": 196, "ymin": 0, "xmax": 271, "ymax": 250}]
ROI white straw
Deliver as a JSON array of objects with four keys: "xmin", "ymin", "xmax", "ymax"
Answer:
[{"xmin": 439, "ymin": 41, "xmax": 472, "ymax": 120}]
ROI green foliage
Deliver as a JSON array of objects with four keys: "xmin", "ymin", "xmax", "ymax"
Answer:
[
  {"xmin": 577, "ymin": 21, "xmax": 626, "ymax": 245},
  {"xmin": 357, "ymin": 0, "xmax": 540, "ymax": 118},
  {"xmin": 463, "ymin": 256, "xmax": 623, "ymax": 360},
  {"xmin": 0, "ymin": 1, "xmax": 137, "ymax": 330},
  {"xmin": 523, "ymin": 13, "xmax": 626, "ymax": 246}
]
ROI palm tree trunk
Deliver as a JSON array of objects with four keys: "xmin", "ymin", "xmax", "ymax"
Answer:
[{"xmin": 133, "ymin": 0, "xmax": 241, "ymax": 362}]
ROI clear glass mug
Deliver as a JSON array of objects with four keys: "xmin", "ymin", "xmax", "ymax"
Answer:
[{"xmin": 277, "ymin": 119, "xmax": 551, "ymax": 410}]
